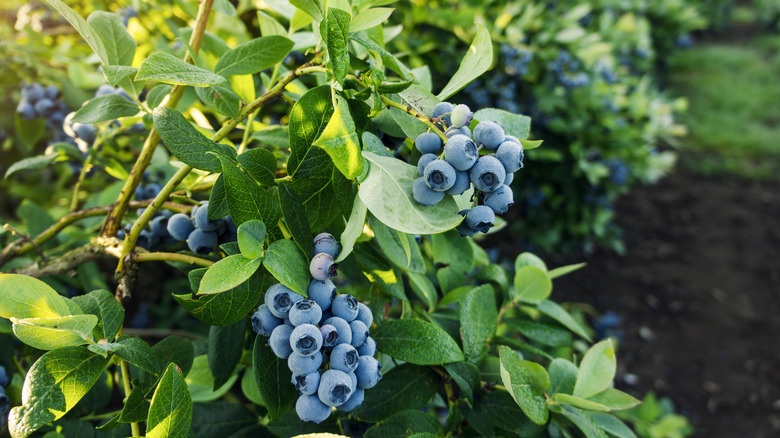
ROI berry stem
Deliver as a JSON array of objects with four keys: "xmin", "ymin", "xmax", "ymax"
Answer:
[
  {"xmin": 380, "ymin": 96, "xmax": 448, "ymax": 142},
  {"xmin": 133, "ymin": 251, "xmax": 214, "ymax": 267}
]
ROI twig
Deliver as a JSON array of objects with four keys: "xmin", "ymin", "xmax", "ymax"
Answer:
[
  {"xmin": 3, "ymin": 224, "xmax": 46, "ymax": 262},
  {"xmin": 8, "ymin": 242, "xmax": 108, "ymax": 278}
]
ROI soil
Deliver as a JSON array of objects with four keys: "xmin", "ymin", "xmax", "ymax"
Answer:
[{"xmin": 547, "ymin": 165, "xmax": 780, "ymax": 437}]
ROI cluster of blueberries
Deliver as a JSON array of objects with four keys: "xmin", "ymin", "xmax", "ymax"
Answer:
[
  {"xmin": 412, "ymin": 102, "xmax": 523, "ymax": 237},
  {"xmin": 251, "ymin": 233, "xmax": 381, "ymax": 423},
  {"xmin": 593, "ymin": 311, "xmax": 623, "ymax": 340},
  {"xmin": 0, "ymin": 365, "xmax": 8, "ymax": 429},
  {"xmin": 548, "ymin": 51, "xmax": 590, "ymax": 89},
  {"xmin": 16, "ymin": 83, "xmax": 70, "ymax": 141},
  {"xmin": 605, "ymin": 158, "xmax": 629, "ymax": 186},
  {"xmin": 501, "ymin": 44, "xmax": 533, "ymax": 77}
]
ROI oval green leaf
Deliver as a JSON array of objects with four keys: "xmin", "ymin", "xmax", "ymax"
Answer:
[
  {"xmin": 199, "ymin": 255, "xmax": 263, "ymax": 295},
  {"xmin": 215, "ymin": 35, "xmax": 294, "ymax": 77},
  {"xmin": 237, "ymin": 220, "xmax": 267, "ymax": 259},
  {"xmin": 514, "ymin": 266, "xmax": 552, "ymax": 303},
  {"xmin": 72, "ymin": 94, "xmax": 140, "ymax": 124},
  {"xmin": 573, "ymin": 340, "xmax": 617, "ymax": 399},
  {"xmin": 12, "ymin": 315, "xmax": 97, "ymax": 350},
  {"xmin": 498, "ymin": 345, "xmax": 550, "ymax": 425},
  {"xmin": 136, "ymin": 52, "xmax": 227, "ymax": 86},
  {"xmin": 147, "ymin": 363, "xmax": 193, "ymax": 438},
  {"xmin": 372, "ymin": 319, "xmax": 464, "ymax": 365},
  {"xmin": 0, "ymin": 274, "xmax": 71, "ymax": 319},
  {"xmin": 263, "ymin": 239, "xmax": 309, "ymax": 295}
]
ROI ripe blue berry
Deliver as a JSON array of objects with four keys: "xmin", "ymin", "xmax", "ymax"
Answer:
[
  {"xmin": 356, "ymin": 337, "xmax": 376, "ymax": 357},
  {"xmin": 323, "ymin": 317, "xmax": 353, "ymax": 346},
  {"xmin": 143, "ymin": 183, "xmax": 162, "ymax": 199},
  {"xmin": 423, "ymin": 159, "xmax": 457, "ymax": 192},
  {"xmin": 22, "ymin": 83, "xmax": 45, "ymax": 102},
  {"xmin": 294, "ymin": 372, "xmax": 321, "ymax": 395},
  {"xmin": 484, "ymin": 184, "xmax": 514, "ymax": 215},
  {"xmin": 450, "ymin": 104, "xmax": 473, "ymax": 128},
  {"xmin": 34, "ymin": 98, "xmax": 55, "ymax": 117},
  {"xmin": 473, "ymin": 121, "xmax": 505, "ymax": 151},
  {"xmin": 167, "ymin": 213, "xmax": 194, "ymax": 241},
  {"xmin": 355, "ymin": 303, "xmax": 373, "ymax": 328},
  {"xmin": 465, "ymin": 206, "xmax": 495, "ymax": 233},
  {"xmin": 251, "ymin": 304, "xmax": 282, "ymax": 336},
  {"xmin": 288, "ymin": 351, "xmax": 323, "ymax": 377},
  {"xmin": 225, "ymin": 215, "xmax": 237, "ymax": 233},
  {"xmin": 193, "ymin": 202, "xmax": 221, "ymax": 231},
  {"xmin": 349, "ymin": 320, "xmax": 369, "ymax": 348},
  {"xmin": 470, "ymin": 156, "xmax": 506, "ymax": 192},
  {"xmin": 504, "ymin": 172, "xmax": 514, "ymax": 185},
  {"xmin": 330, "ymin": 343, "xmax": 359, "ymax": 373},
  {"xmin": 44, "ymin": 85, "xmax": 60, "ymax": 100},
  {"xmin": 431, "ymin": 102, "xmax": 454, "ymax": 127},
  {"xmin": 290, "ymin": 324, "xmax": 323, "ymax": 356},
  {"xmin": 150, "ymin": 215, "xmax": 169, "ymax": 237},
  {"xmin": 187, "ymin": 229, "xmax": 217, "ymax": 254},
  {"xmin": 313, "ymin": 233, "xmax": 339, "ymax": 258},
  {"xmin": 355, "ymin": 356, "xmax": 382, "ymax": 389},
  {"xmin": 496, "ymin": 140, "xmax": 524, "ymax": 173},
  {"xmin": 308, "ymin": 279, "xmax": 336, "ymax": 311},
  {"xmin": 446, "ymin": 171, "xmax": 471, "ymax": 196},
  {"xmin": 456, "ymin": 221, "xmax": 477, "ymax": 237},
  {"xmin": 296, "ymin": 393, "xmax": 332, "ymax": 423},
  {"xmin": 412, "ymin": 177, "xmax": 444, "ymax": 206},
  {"xmin": 337, "ymin": 388, "xmax": 364, "ymax": 412},
  {"xmin": 444, "ymin": 125, "xmax": 471, "ymax": 139},
  {"xmin": 0, "ymin": 388, "xmax": 8, "ymax": 416},
  {"xmin": 444, "ymin": 135, "xmax": 478, "ymax": 171},
  {"xmin": 265, "ymin": 283, "xmax": 304, "ymax": 318},
  {"xmin": 417, "ymin": 153, "xmax": 438, "ymax": 177},
  {"xmin": 331, "ymin": 294, "xmax": 359, "ymax": 322},
  {"xmin": 289, "ymin": 299, "xmax": 323, "ymax": 326},
  {"xmin": 269, "ymin": 324, "xmax": 294, "ymax": 359},
  {"xmin": 310, "ymin": 253, "xmax": 337, "ymax": 281},
  {"xmin": 16, "ymin": 101, "xmax": 36, "ymax": 120},
  {"xmin": 415, "ymin": 132, "xmax": 442, "ymax": 154},
  {"xmin": 318, "ymin": 369, "xmax": 354, "ymax": 407},
  {"xmin": 0, "ymin": 365, "xmax": 8, "ymax": 387},
  {"xmin": 320, "ymin": 324, "xmax": 340, "ymax": 347}
]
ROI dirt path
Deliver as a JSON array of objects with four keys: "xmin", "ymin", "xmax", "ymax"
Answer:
[{"xmin": 551, "ymin": 167, "xmax": 780, "ymax": 437}]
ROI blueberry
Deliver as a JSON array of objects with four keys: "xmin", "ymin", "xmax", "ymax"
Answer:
[
  {"xmin": 331, "ymin": 294, "xmax": 359, "ymax": 322},
  {"xmin": 504, "ymin": 172, "xmax": 514, "ymax": 185},
  {"xmin": 446, "ymin": 170, "xmax": 471, "ymax": 196},
  {"xmin": 417, "ymin": 153, "xmax": 438, "ymax": 177},
  {"xmin": 138, "ymin": 229, "xmax": 157, "ymax": 249},
  {"xmin": 320, "ymin": 324, "xmax": 340, "ymax": 347},
  {"xmin": 423, "ymin": 159, "xmax": 456, "ymax": 192},
  {"xmin": 349, "ymin": 320, "xmax": 369, "ymax": 348},
  {"xmin": 355, "ymin": 356, "xmax": 382, "ymax": 389},
  {"xmin": 288, "ymin": 351, "xmax": 323, "ymax": 377},
  {"xmin": 0, "ymin": 387, "xmax": 8, "ymax": 415},
  {"xmin": 294, "ymin": 372, "xmax": 321, "ymax": 395},
  {"xmin": 450, "ymin": 104, "xmax": 473, "ymax": 128},
  {"xmin": 473, "ymin": 121, "xmax": 505, "ymax": 151},
  {"xmin": 167, "ymin": 213, "xmax": 194, "ymax": 241},
  {"xmin": 444, "ymin": 135, "xmax": 478, "ymax": 171},
  {"xmin": 313, "ymin": 233, "xmax": 339, "ymax": 258},
  {"xmin": 0, "ymin": 365, "xmax": 8, "ymax": 387},
  {"xmin": 290, "ymin": 324, "xmax": 323, "ymax": 356},
  {"xmin": 296, "ymin": 393, "xmax": 332, "ymax": 423},
  {"xmin": 150, "ymin": 215, "xmax": 169, "ymax": 237},
  {"xmin": 187, "ymin": 229, "xmax": 218, "ymax": 255},
  {"xmin": 356, "ymin": 337, "xmax": 376, "ymax": 356},
  {"xmin": 310, "ymin": 253, "xmax": 337, "ymax": 281},
  {"xmin": 337, "ymin": 388, "xmax": 364, "ymax": 412},
  {"xmin": 96, "ymin": 84, "xmax": 115, "ymax": 96},
  {"xmin": 470, "ymin": 156, "xmax": 506, "ymax": 192},
  {"xmin": 265, "ymin": 283, "xmax": 304, "ymax": 318},
  {"xmin": 225, "ymin": 215, "xmax": 237, "ymax": 233},
  {"xmin": 251, "ymin": 304, "xmax": 282, "ymax": 336},
  {"xmin": 456, "ymin": 220, "xmax": 477, "ymax": 237},
  {"xmin": 444, "ymin": 125, "xmax": 471, "ymax": 139},
  {"xmin": 412, "ymin": 177, "xmax": 444, "ymax": 206},
  {"xmin": 484, "ymin": 184, "xmax": 514, "ymax": 215},
  {"xmin": 17, "ymin": 100, "xmax": 36, "ymax": 120},
  {"xmin": 44, "ymin": 85, "xmax": 60, "ymax": 100},
  {"xmin": 319, "ymin": 309, "xmax": 333, "ymax": 325},
  {"xmin": 73, "ymin": 123, "xmax": 96, "ymax": 144},
  {"xmin": 355, "ymin": 303, "xmax": 373, "ymax": 328},
  {"xmin": 323, "ymin": 317, "xmax": 352, "ymax": 346},
  {"xmin": 415, "ymin": 132, "xmax": 442, "ymax": 154},
  {"xmin": 496, "ymin": 140, "xmax": 524, "ymax": 173},
  {"xmin": 22, "ymin": 83, "xmax": 45, "ymax": 102},
  {"xmin": 330, "ymin": 343, "xmax": 359, "ymax": 373},
  {"xmin": 431, "ymin": 101, "xmax": 454, "ymax": 127},
  {"xmin": 193, "ymin": 202, "xmax": 221, "ymax": 231},
  {"xmin": 289, "ymin": 299, "xmax": 323, "ymax": 326},
  {"xmin": 308, "ymin": 279, "xmax": 337, "ymax": 311},
  {"xmin": 34, "ymin": 98, "xmax": 55, "ymax": 117},
  {"xmin": 318, "ymin": 369, "xmax": 354, "ymax": 407},
  {"xmin": 143, "ymin": 183, "xmax": 162, "ymax": 199},
  {"xmin": 269, "ymin": 324, "xmax": 294, "ymax": 359},
  {"xmin": 465, "ymin": 205, "xmax": 495, "ymax": 233}
]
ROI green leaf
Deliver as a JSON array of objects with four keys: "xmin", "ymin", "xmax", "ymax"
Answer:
[
  {"xmin": 523, "ymin": 139, "xmax": 543, "ymax": 150},
  {"xmin": 290, "ymin": 0, "xmax": 324, "ymax": 22},
  {"xmin": 353, "ymin": 364, "xmax": 439, "ymax": 422},
  {"xmin": 7, "ymin": 347, "xmax": 109, "ymax": 438},
  {"xmin": 498, "ymin": 345, "xmax": 550, "ymax": 425},
  {"xmin": 136, "ymin": 52, "xmax": 227, "ymax": 86},
  {"xmin": 147, "ymin": 363, "xmax": 193, "ymax": 438},
  {"xmin": 208, "ymin": 320, "xmax": 246, "ymax": 390},
  {"xmin": 88, "ymin": 336, "xmax": 161, "ymax": 375},
  {"xmin": 153, "ymin": 106, "xmax": 236, "ymax": 173},
  {"xmin": 372, "ymin": 319, "xmax": 463, "ymax": 365},
  {"xmin": 153, "ymin": 336, "xmax": 195, "ymax": 376},
  {"xmin": 561, "ymin": 405, "xmax": 609, "ymax": 438},
  {"xmin": 350, "ymin": 7, "xmax": 394, "ymax": 32},
  {"xmin": 459, "ymin": 285, "xmax": 497, "ymax": 363},
  {"xmin": 515, "ymin": 252, "xmax": 547, "ymax": 271},
  {"xmin": 237, "ymin": 220, "xmax": 267, "ymax": 259},
  {"xmin": 4, "ymin": 155, "xmax": 57, "ymax": 179},
  {"xmin": 514, "ymin": 266, "xmax": 552, "ymax": 303},
  {"xmin": 362, "ymin": 131, "xmax": 393, "ymax": 158},
  {"xmin": 313, "ymin": 97, "xmax": 363, "ymax": 178},
  {"xmin": 44, "ymin": 0, "xmax": 108, "ymax": 65},
  {"xmin": 555, "ymin": 393, "xmax": 610, "ymax": 412},
  {"xmin": 473, "ymin": 108, "xmax": 532, "ymax": 140},
  {"xmin": 195, "ymin": 85, "xmax": 241, "ymax": 118},
  {"xmin": 215, "ymin": 36, "xmax": 294, "ymax": 76},
  {"xmin": 217, "ymin": 155, "xmax": 280, "ymax": 227},
  {"xmin": 354, "ymin": 243, "xmax": 406, "ymax": 301},
  {"xmin": 258, "ymin": 11, "xmax": 287, "ymax": 36},
  {"xmin": 437, "ymin": 24, "xmax": 492, "ymax": 100},
  {"xmin": 0, "ymin": 274, "xmax": 70, "ymax": 319},
  {"xmin": 443, "ymin": 361, "xmax": 480, "ymax": 403},
  {"xmin": 173, "ymin": 269, "xmax": 266, "ymax": 327},
  {"xmin": 101, "ymin": 65, "xmax": 138, "ymax": 86},
  {"xmin": 350, "ymin": 32, "xmax": 411, "ymax": 79},
  {"xmin": 370, "ymin": 216, "xmax": 424, "ymax": 273},
  {"xmin": 263, "ymin": 240, "xmax": 309, "ymax": 295},
  {"xmin": 198, "ymin": 255, "xmax": 263, "ymax": 295},
  {"xmin": 536, "ymin": 300, "xmax": 592, "ymax": 341},
  {"xmin": 364, "ymin": 409, "xmax": 442, "ymax": 438},
  {"xmin": 186, "ymin": 355, "xmax": 239, "ymax": 402},
  {"xmin": 146, "ymin": 84, "xmax": 172, "ymax": 108},
  {"xmin": 287, "ymin": 86, "xmax": 334, "ymax": 178},
  {"xmin": 119, "ymin": 386, "xmax": 150, "ymax": 423},
  {"xmin": 240, "ymin": 369, "xmax": 265, "ymax": 405},
  {"xmin": 548, "ymin": 358, "xmax": 578, "ymax": 396},
  {"xmin": 321, "ymin": 8, "xmax": 351, "ymax": 85},
  {"xmin": 588, "ymin": 388, "xmax": 641, "ymax": 411},
  {"xmin": 208, "ymin": 176, "xmax": 230, "ymax": 219},
  {"xmin": 407, "ymin": 272, "xmax": 437, "ymax": 311},
  {"xmin": 237, "ymin": 148, "xmax": 276, "ymax": 187},
  {"xmin": 71, "ymin": 289, "xmax": 124, "ymax": 342},
  {"xmin": 12, "ymin": 315, "xmax": 97, "ymax": 350},
  {"xmin": 590, "ymin": 413, "xmax": 638, "ymax": 438},
  {"xmin": 461, "ymin": 389, "xmax": 546, "ymax": 437},
  {"xmin": 87, "ymin": 11, "xmax": 136, "ymax": 66},
  {"xmin": 335, "ymin": 196, "xmax": 367, "ymax": 262},
  {"xmin": 358, "ymin": 152, "xmax": 463, "ymax": 234},
  {"xmin": 71, "ymin": 94, "xmax": 139, "ymax": 124},
  {"xmin": 548, "ymin": 262, "xmax": 587, "ymax": 279},
  {"xmin": 278, "ymin": 183, "xmax": 314, "ymax": 260},
  {"xmin": 253, "ymin": 335, "xmax": 296, "ymax": 420},
  {"xmin": 190, "ymin": 401, "xmax": 259, "ymax": 437},
  {"xmin": 573, "ymin": 340, "xmax": 617, "ymax": 399},
  {"xmin": 511, "ymin": 318, "xmax": 572, "ymax": 348},
  {"xmin": 213, "ymin": 0, "xmax": 237, "ymax": 16}
]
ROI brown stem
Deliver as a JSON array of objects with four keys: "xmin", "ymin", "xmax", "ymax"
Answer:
[{"xmin": 8, "ymin": 243, "xmax": 109, "ymax": 278}]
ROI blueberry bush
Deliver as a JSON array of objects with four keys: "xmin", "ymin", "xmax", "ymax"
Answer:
[{"xmin": 0, "ymin": 1, "xmax": 687, "ymax": 437}]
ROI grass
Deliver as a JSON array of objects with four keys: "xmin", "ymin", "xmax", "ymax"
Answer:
[{"xmin": 667, "ymin": 33, "xmax": 780, "ymax": 180}]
